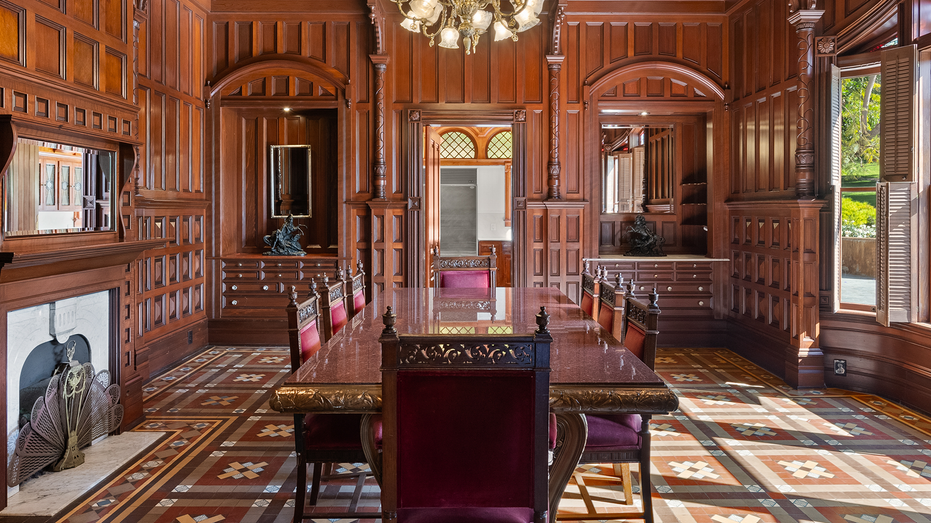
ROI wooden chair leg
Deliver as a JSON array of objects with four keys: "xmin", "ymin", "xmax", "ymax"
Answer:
[
  {"xmin": 294, "ymin": 456, "xmax": 307, "ymax": 523},
  {"xmin": 613, "ymin": 463, "xmax": 633, "ymax": 505},
  {"xmin": 641, "ymin": 416, "xmax": 653, "ymax": 523},
  {"xmin": 309, "ymin": 462, "xmax": 323, "ymax": 505}
]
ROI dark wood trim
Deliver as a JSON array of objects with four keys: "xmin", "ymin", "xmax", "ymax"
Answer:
[{"xmin": 0, "ymin": 239, "xmax": 165, "ymax": 283}]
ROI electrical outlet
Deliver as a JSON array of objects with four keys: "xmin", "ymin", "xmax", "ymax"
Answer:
[
  {"xmin": 834, "ymin": 359, "xmax": 847, "ymax": 376},
  {"xmin": 188, "ymin": 330, "xmax": 193, "ymax": 344}
]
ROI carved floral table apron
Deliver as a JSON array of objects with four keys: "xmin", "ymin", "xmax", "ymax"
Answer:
[{"xmin": 271, "ymin": 287, "xmax": 679, "ymax": 518}]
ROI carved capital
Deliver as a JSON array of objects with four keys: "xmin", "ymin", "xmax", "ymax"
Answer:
[
  {"xmin": 787, "ymin": 9, "xmax": 825, "ymax": 28},
  {"xmin": 795, "ymin": 150, "xmax": 815, "ymax": 167},
  {"xmin": 409, "ymin": 110, "xmax": 421, "ymax": 122}
]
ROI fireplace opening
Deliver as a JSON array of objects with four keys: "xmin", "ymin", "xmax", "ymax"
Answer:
[{"xmin": 18, "ymin": 335, "xmax": 90, "ymax": 427}]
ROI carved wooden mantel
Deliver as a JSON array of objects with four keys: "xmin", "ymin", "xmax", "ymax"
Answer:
[{"xmin": 0, "ymin": 239, "xmax": 166, "ymax": 283}]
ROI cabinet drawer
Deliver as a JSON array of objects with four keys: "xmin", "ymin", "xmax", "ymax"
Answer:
[
  {"xmin": 262, "ymin": 260, "xmax": 302, "ymax": 270},
  {"xmin": 654, "ymin": 282, "xmax": 713, "ymax": 295},
  {"xmin": 675, "ymin": 261, "xmax": 713, "ymax": 271},
  {"xmin": 223, "ymin": 282, "xmax": 281, "ymax": 293},
  {"xmin": 657, "ymin": 296, "xmax": 713, "ymax": 309},
  {"xmin": 597, "ymin": 261, "xmax": 637, "ymax": 272},
  {"xmin": 676, "ymin": 270, "xmax": 713, "ymax": 282},
  {"xmin": 222, "ymin": 270, "xmax": 262, "ymax": 281},
  {"xmin": 223, "ymin": 259, "xmax": 261, "ymax": 269},
  {"xmin": 637, "ymin": 261, "xmax": 675, "ymax": 271},
  {"xmin": 222, "ymin": 293, "xmax": 290, "ymax": 309},
  {"xmin": 634, "ymin": 271, "xmax": 675, "ymax": 283},
  {"xmin": 261, "ymin": 270, "xmax": 303, "ymax": 281}
]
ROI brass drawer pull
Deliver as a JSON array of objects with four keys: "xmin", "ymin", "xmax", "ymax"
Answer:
[
  {"xmin": 231, "ymin": 300, "xmax": 238, "ymax": 305},
  {"xmin": 698, "ymin": 300, "xmax": 704, "ymax": 306},
  {"xmin": 263, "ymin": 285, "xmax": 269, "ymax": 291},
  {"xmin": 231, "ymin": 285, "xmax": 238, "ymax": 291},
  {"xmin": 666, "ymin": 286, "xmax": 672, "ymax": 291}
]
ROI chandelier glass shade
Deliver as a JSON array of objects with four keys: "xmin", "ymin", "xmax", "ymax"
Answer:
[{"xmin": 393, "ymin": 0, "xmax": 544, "ymax": 54}]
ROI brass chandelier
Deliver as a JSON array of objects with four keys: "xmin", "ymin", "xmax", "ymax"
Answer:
[{"xmin": 393, "ymin": 0, "xmax": 544, "ymax": 54}]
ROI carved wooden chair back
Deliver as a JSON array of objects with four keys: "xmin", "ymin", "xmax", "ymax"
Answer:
[
  {"xmin": 286, "ymin": 285, "xmax": 324, "ymax": 373},
  {"xmin": 377, "ymin": 306, "xmax": 552, "ymax": 523},
  {"xmin": 622, "ymin": 289, "xmax": 661, "ymax": 368},
  {"xmin": 579, "ymin": 261, "xmax": 601, "ymax": 319},
  {"xmin": 319, "ymin": 275, "xmax": 349, "ymax": 340},
  {"xmin": 432, "ymin": 245, "xmax": 497, "ymax": 289},
  {"xmin": 343, "ymin": 260, "xmax": 367, "ymax": 319},
  {"xmin": 596, "ymin": 272, "xmax": 627, "ymax": 342}
]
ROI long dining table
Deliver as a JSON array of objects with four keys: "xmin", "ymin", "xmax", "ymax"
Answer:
[{"xmin": 271, "ymin": 286, "xmax": 679, "ymax": 519}]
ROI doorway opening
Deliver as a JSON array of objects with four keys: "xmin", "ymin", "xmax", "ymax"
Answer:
[{"xmin": 425, "ymin": 126, "xmax": 514, "ymax": 287}]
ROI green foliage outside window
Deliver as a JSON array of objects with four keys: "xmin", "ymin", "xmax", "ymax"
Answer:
[{"xmin": 841, "ymin": 197, "xmax": 876, "ymax": 238}]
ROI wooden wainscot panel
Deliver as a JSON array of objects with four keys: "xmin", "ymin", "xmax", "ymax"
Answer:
[{"xmin": 0, "ymin": 1, "xmax": 25, "ymax": 67}]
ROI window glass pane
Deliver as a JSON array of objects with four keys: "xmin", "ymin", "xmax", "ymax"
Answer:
[
  {"xmin": 44, "ymin": 164, "xmax": 56, "ymax": 206},
  {"xmin": 840, "ymin": 74, "xmax": 880, "ymax": 307},
  {"xmin": 60, "ymin": 165, "xmax": 70, "ymax": 206},
  {"xmin": 440, "ymin": 132, "xmax": 475, "ymax": 159},
  {"xmin": 486, "ymin": 131, "xmax": 512, "ymax": 159}
]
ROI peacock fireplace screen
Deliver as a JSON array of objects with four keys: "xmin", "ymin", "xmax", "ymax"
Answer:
[{"xmin": 7, "ymin": 352, "xmax": 123, "ymax": 487}]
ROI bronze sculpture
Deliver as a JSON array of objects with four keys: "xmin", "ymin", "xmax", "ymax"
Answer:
[
  {"xmin": 625, "ymin": 215, "xmax": 666, "ymax": 256},
  {"xmin": 264, "ymin": 213, "xmax": 306, "ymax": 256}
]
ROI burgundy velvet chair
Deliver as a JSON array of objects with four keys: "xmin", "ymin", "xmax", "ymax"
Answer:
[
  {"xmin": 377, "ymin": 306, "xmax": 553, "ymax": 523},
  {"xmin": 579, "ymin": 261, "xmax": 602, "ymax": 319},
  {"xmin": 432, "ymin": 246, "xmax": 497, "ymax": 289},
  {"xmin": 318, "ymin": 275, "xmax": 349, "ymax": 340},
  {"xmin": 581, "ymin": 289, "xmax": 661, "ymax": 522},
  {"xmin": 596, "ymin": 272, "xmax": 628, "ymax": 342},
  {"xmin": 343, "ymin": 260, "xmax": 367, "ymax": 319},
  {"xmin": 286, "ymin": 285, "xmax": 371, "ymax": 521}
]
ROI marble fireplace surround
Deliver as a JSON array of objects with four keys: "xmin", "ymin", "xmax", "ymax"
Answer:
[{"xmin": 5, "ymin": 290, "xmax": 112, "ymax": 498}]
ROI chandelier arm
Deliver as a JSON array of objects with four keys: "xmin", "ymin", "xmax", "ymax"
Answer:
[{"xmin": 420, "ymin": 6, "xmax": 448, "ymax": 38}]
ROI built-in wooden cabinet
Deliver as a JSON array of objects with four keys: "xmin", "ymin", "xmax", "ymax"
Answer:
[{"xmin": 586, "ymin": 256, "xmax": 726, "ymax": 346}]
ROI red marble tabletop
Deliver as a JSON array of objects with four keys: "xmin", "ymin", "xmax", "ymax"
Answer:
[{"xmin": 285, "ymin": 287, "xmax": 665, "ymax": 389}]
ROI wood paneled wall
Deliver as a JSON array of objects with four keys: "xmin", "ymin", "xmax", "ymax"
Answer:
[{"xmin": 133, "ymin": 0, "xmax": 209, "ymax": 378}]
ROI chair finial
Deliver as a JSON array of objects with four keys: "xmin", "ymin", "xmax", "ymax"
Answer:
[
  {"xmin": 535, "ymin": 306, "xmax": 550, "ymax": 334},
  {"xmin": 309, "ymin": 277, "xmax": 317, "ymax": 293},
  {"xmin": 649, "ymin": 287, "xmax": 659, "ymax": 309},
  {"xmin": 626, "ymin": 279, "xmax": 635, "ymax": 297},
  {"xmin": 323, "ymin": 274, "xmax": 329, "ymax": 285},
  {"xmin": 358, "ymin": 258, "xmax": 364, "ymax": 274},
  {"xmin": 583, "ymin": 260, "xmax": 590, "ymax": 275},
  {"xmin": 492, "ymin": 245, "xmax": 497, "ymax": 255},
  {"xmin": 382, "ymin": 306, "xmax": 397, "ymax": 335},
  {"xmin": 289, "ymin": 285, "xmax": 298, "ymax": 305},
  {"xmin": 336, "ymin": 266, "xmax": 344, "ymax": 280},
  {"xmin": 346, "ymin": 263, "xmax": 353, "ymax": 277},
  {"xmin": 615, "ymin": 272, "xmax": 623, "ymax": 287}
]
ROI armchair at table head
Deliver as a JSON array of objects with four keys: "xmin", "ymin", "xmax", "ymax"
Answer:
[
  {"xmin": 342, "ymin": 260, "xmax": 367, "ymax": 319},
  {"xmin": 579, "ymin": 261, "xmax": 601, "ymax": 319},
  {"xmin": 318, "ymin": 275, "xmax": 349, "ymax": 340},
  {"xmin": 432, "ymin": 245, "xmax": 497, "ymax": 289},
  {"xmin": 285, "ymin": 283, "xmax": 376, "ymax": 521},
  {"xmin": 581, "ymin": 288, "xmax": 661, "ymax": 522},
  {"xmin": 377, "ymin": 306, "xmax": 553, "ymax": 523},
  {"xmin": 597, "ymin": 272, "xmax": 628, "ymax": 342}
]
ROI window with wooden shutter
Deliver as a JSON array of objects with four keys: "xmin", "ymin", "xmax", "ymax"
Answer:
[
  {"xmin": 830, "ymin": 64, "xmax": 842, "ymax": 312},
  {"xmin": 875, "ymin": 45, "xmax": 918, "ymax": 326}
]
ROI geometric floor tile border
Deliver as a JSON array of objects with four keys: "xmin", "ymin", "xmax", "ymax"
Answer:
[{"xmin": 8, "ymin": 345, "xmax": 931, "ymax": 523}]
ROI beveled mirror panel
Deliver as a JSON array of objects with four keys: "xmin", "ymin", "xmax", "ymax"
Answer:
[
  {"xmin": 3, "ymin": 138, "xmax": 115, "ymax": 236},
  {"xmin": 270, "ymin": 145, "xmax": 312, "ymax": 218},
  {"xmin": 602, "ymin": 124, "xmax": 674, "ymax": 214}
]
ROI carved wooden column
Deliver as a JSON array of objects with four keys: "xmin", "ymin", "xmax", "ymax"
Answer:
[
  {"xmin": 788, "ymin": 2, "xmax": 824, "ymax": 198},
  {"xmin": 371, "ymin": 54, "xmax": 389, "ymax": 200},
  {"xmin": 546, "ymin": 55, "xmax": 563, "ymax": 200},
  {"xmin": 787, "ymin": 200, "xmax": 825, "ymax": 388},
  {"xmin": 131, "ymin": 1, "xmax": 148, "ymax": 201}
]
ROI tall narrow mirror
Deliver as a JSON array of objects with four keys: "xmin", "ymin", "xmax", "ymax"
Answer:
[
  {"xmin": 270, "ymin": 145, "xmax": 312, "ymax": 218},
  {"xmin": 601, "ymin": 124, "xmax": 674, "ymax": 214}
]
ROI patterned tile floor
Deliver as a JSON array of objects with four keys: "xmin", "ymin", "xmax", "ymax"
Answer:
[{"xmin": 6, "ymin": 346, "xmax": 931, "ymax": 523}]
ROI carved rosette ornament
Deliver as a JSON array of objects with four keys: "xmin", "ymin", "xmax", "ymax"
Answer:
[
  {"xmin": 409, "ymin": 109, "xmax": 421, "ymax": 122},
  {"xmin": 815, "ymin": 36, "xmax": 836, "ymax": 57},
  {"xmin": 514, "ymin": 110, "xmax": 526, "ymax": 122},
  {"xmin": 787, "ymin": 4, "xmax": 824, "ymax": 198}
]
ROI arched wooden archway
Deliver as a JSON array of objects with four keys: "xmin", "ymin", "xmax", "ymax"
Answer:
[{"xmin": 582, "ymin": 61, "xmax": 728, "ymax": 261}]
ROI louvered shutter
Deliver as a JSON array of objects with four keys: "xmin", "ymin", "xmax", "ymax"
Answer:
[
  {"xmin": 879, "ymin": 45, "xmax": 917, "ymax": 182},
  {"xmin": 830, "ymin": 65, "xmax": 842, "ymax": 312},
  {"xmin": 875, "ymin": 182, "xmax": 918, "ymax": 325},
  {"xmin": 875, "ymin": 46, "xmax": 918, "ymax": 326}
]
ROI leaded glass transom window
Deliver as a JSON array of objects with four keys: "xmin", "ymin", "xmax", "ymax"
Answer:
[
  {"xmin": 440, "ymin": 132, "xmax": 475, "ymax": 159},
  {"xmin": 486, "ymin": 131, "xmax": 512, "ymax": 159}
]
